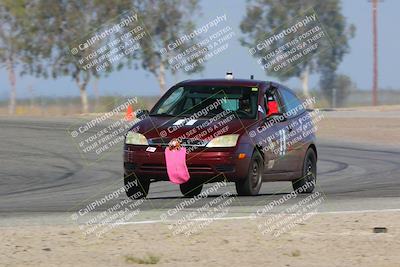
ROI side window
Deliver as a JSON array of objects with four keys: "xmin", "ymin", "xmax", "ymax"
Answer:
[{"xmin": 280, "ymin": 89, "xmax": 304, "ymax": 118}]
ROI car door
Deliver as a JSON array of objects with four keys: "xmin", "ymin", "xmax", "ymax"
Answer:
[
  {"xmin": 257, "ymin": 87, "xmax": 291, "ymax": 173},
  {"xmin": 278, "ymin": 87, "xmax": 306, "ymax": 173}
]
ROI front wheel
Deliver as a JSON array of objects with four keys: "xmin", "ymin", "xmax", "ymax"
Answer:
[
  {"xmin": 292, "ymin": 148, "xmax": 317, "ymax": 193},
  {"xmin": 235, "ymin": 151, "xmax": 263, "ymax": 196},
  {"xmin": 124, "ymin": 174, "xmax": 150, "ymax": 199}
]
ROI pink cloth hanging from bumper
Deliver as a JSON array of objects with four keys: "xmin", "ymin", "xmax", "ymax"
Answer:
[{"xmin": 165, "ymin": 147, "xmax": 190, "ymax": 184}]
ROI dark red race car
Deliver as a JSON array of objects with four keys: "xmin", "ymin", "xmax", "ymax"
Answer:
[{"xmin": 123, "ymin": 75, "xmax": 317, "ymax": 198}]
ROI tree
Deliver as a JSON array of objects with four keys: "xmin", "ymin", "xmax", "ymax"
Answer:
[
  {"xmin": 0, "ymin": 0, "xmax": 43, "ymax": 114},
  {"xmin": 21, "ymin": 0, "xmax": 133, "ymax": 113},
  {"xmin": 132, "ymin": 0, "xmax": 204, "ymax": 94},
  {"xmin": 30, "ymin": 1, "xmax": 115, "ymax": 113},
  {"xmin": 2, "ymin": 0, "xmax": 205, "ymax": 113},
  {"xmin": 333, "ymin": 74, "xmax": 354, "ymax": 107},
  {"xmin": 320, "ymin": 72, "xmax": 354, "ymax": 107},
  {"xmin": 240, "ymin": 0, "xmax": 355, "ymax": 97}
]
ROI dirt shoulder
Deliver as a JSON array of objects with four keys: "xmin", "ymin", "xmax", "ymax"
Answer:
[
  {"xmin": 2, "ymin": 211, "xmax": 399, "ymax": 267},
  {"xmin": 316, "ymin": 110, "xmax": 400, "ymax": 146},
  {"xmin": 317, "ymin": 117, "xmax": 400, "ymax": 145}
]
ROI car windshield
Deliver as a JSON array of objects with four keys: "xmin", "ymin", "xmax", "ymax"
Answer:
[{"xmin": 150, "ymin": 85, "xmax": 259, "ymax": 119}]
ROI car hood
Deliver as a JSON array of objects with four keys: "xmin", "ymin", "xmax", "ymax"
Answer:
[{"xmin": 130, "ymin": 115, "xmax": 254, "ymax": 144}]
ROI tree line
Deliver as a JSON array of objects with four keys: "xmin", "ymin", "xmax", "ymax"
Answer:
[{"xmin": 0, "ymin": 0, "xmax": 354, "ymax": 114}]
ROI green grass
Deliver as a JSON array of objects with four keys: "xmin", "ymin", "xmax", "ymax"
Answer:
[{"xmin": 124, "ymin": 254, "xmax": 161, "ymax": 265}]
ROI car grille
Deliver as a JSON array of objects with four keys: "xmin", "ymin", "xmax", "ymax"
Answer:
[
  {"xmin": 140, "ymin": 164, "xmax": 213, "ymax": 173},
  {"xmin": 148, "ymin": 138, "xmax": 207, "ymax": 147},
  {"xmin": 215, "ymin": 165, "xmax": 235, "ymax": 173}
]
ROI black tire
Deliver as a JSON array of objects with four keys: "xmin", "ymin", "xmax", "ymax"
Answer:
[
  {"xmin": 235, "ymin": 151, "xmax": 263, "ymax": 196},
  {"xmin": 180, "ymin": 180, "xmax": 203, "ymax": 197},
  {"xmin": 124, "ymin": 174, "xmax": 150, "ymax": 199},
  {"xmin": 292, "ymin": 148, "xmax": 317, "ymax": 193}
]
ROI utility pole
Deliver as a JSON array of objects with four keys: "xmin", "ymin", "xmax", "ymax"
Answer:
[{"xmin": 370, "ymin": 0, "xmax": 383, "ymax": 106}]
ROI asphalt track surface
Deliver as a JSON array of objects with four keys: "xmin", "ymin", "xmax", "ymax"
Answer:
[{"xmin": 0, "ymin": 116, "xmax": 399, "ymax": 223}]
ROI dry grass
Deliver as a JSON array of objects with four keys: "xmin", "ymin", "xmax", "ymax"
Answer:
[{"xmin": 124, "ymin": 254, "xmax": 161, "ymax": 265}]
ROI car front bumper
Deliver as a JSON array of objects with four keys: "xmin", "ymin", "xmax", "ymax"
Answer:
[{"xmin": 123, "ymin": 144, "xmax": 252, "ymax": 183}]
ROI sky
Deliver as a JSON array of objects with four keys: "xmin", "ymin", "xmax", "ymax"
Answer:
[{"xmin": 0, "ymin": 0, "xmax": 399, "ymax": 99}]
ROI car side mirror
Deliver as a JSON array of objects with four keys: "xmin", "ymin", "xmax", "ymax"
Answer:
[{"xmin": 136, "ymin": 109, "xmax": 149, "ymax": 120}]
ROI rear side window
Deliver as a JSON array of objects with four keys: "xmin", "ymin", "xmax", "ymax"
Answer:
[{"xmin": 280, "ymin": 89, "xmax": 304, "ymax": 117}]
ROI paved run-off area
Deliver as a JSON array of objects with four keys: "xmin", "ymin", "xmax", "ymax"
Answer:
[{"xmin": 1, "ymin": 108, "xmax": 399, "ymax": 266}]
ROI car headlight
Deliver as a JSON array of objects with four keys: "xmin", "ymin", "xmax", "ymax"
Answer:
[
  {"xmin": 206, "ymin": 134, "xmax": 239, "ymax": 148},
  {"xmin": 125, "ymin": 132, "xmax": 148, "ymax": 145}
]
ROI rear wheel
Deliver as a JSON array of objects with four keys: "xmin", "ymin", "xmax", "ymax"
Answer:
[
  {"xmin": 180, "ymin": 180, "xmax": 203, "ymax": 197},
  {"xmin": 124, "ymin": 174, "xmax": 150, "ymax": 199},
  {"xmin": 292, "ymin": 148, "xmax": 317, "ymax": 193},
  {"xmin": 235, "ymin": 151, "xmax": 263, "ymax": 196}
]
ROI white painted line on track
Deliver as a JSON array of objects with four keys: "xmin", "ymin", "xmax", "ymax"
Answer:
[
  {"xmin": 101, "ymin": 208, "xmax": 400, "ymax": 226},
  {"xmin": 316, "ymin": 208, "xmax": 400, "ymax": 215}
]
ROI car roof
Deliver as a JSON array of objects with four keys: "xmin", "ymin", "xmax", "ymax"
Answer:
[{"xmin": 177, "ymin": 78, "xmax": 271, "ymax": 88}]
